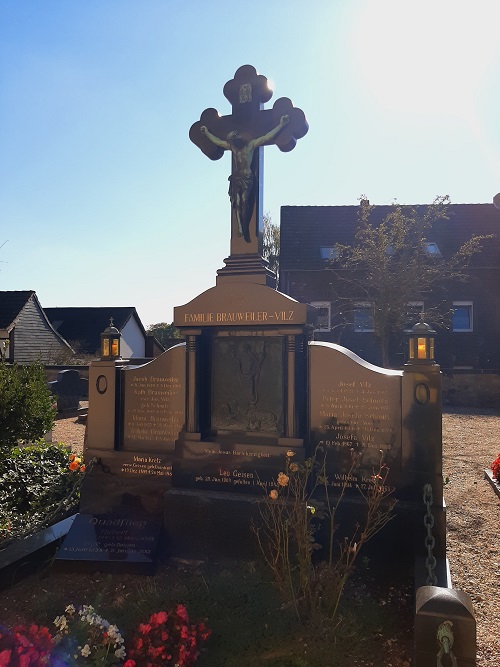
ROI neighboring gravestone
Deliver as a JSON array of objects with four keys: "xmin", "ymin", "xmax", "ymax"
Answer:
[
  {"xmin": 55, "ymin": 513, "xmax": 161, "ymax": 575},
  {"xmin": 49, "ymin": 369, "xmax": 87, "ymax": 412}
]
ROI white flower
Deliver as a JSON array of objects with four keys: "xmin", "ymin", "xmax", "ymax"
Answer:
[
  {"xmin": 81, "ymin": 644, "xmax": 92, "ymax": 658},
  {"xmin": 115, "ymin": 646, "xmax": 126, "ymax": 659},
  {"xmin": 108, "ymin": 624, "xmax": 119, "ymax": 638},
  {"xmin": 53, "ymin": 616, "xmax": 68, "ymax": 631},
  {"xmin": 65, "ymin": 604, "xmax": 76, "ymax": 615}
]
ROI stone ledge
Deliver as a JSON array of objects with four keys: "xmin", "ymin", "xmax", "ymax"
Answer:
[
  {"xmin": 0, "ymin": 514, "xmax": 76, "ymax": 590},
  {"xmin": 484, "ymin": 468, "xmax": 500, "ymax": 501}
]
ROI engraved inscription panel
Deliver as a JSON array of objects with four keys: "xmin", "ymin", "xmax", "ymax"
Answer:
[
  {"xmin": 309, "ymin": 342, "xmax": 403, "ymax": 493},
  {"xmin": 122, "ymin": 344, "xmax": 185, "ymax": 451},
  {"xmin": 56, "ymin": 513, "xmax": 161, "ymax": 569},
  {"xmin": 211, "ymin": 337, "xmax": 283, "ymax": 434},
  {"xmin": 172, "ymin": 441, "xmax": 304, "ymax": 496}
]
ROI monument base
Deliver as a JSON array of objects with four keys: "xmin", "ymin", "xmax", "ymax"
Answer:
[
  {"xmin": 216, "ymin": 253, "xmax": 276, "ymax": 287},
  {"xmin": 163, "ymin": 488, "xmax": 262, "ymax": 560}
]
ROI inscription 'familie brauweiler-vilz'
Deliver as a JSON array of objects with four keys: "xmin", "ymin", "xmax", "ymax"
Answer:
[{"xmin": 183, "ymin": 310, "xmax": 295, "ymax": 324}]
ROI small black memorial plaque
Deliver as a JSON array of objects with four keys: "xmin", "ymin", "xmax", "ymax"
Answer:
[{"xmin": 55, "ymin": 513, "xmax": 161, "ymax": 575}]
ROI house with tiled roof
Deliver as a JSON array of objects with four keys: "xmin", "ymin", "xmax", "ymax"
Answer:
[
  {"xmin": 0, "ymin": 291, "xmax": 73, "ymax": 363},
  {"xmin": 279, "ymin": 203, "xmax": 500, "ymax": 369},
  {"xmin": 44, "ymin": 306, "xmax": 157, "ymax": 359}
]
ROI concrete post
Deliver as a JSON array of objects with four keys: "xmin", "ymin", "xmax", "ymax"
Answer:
[{"xmin": 415, "ymin": 586, "xmax": 476, "ymax": 667}]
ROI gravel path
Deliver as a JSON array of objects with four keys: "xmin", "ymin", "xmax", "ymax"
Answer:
[
  {"xmin": 52, "ymin": 407, "xmax": 500, "ymax": 666},
  {"xmin": 442, "ymin": 408, "xmax": 500, "ymax": 667}
]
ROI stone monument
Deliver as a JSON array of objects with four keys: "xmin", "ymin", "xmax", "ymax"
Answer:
[{"xmin": 60, "ymin": 66, "xmax": 446, "ymax": 582}]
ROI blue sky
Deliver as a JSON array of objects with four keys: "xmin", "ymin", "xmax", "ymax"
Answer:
[{"xmin": 2, "ymin": 0, "xmax": 499, "ymax": 327}]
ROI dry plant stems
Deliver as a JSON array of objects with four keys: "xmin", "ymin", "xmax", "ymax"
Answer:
[{"xmin": 253, "ymin": 447, "xmax": 396, "ymax": 625}]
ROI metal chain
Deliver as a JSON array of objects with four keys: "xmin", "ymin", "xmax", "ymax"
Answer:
[{"xmin": 423, "ymin": 483, "xmax": 437, "ymax": 586}]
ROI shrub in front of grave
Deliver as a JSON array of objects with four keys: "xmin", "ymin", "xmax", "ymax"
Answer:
[
  {"xmin": 0, "ymin": 443, "xmax": 85, "ymax": 545},
  {"xmin": 491, "ymin": 454, "xmax": 500, "ymax": 483},
  {"xmin": 0, "ymin": 362, "xmax": 56, "ymax": 451},
  {"xmin": 253, "ymin": 448, "xmax": 396, "ymax": 626}
]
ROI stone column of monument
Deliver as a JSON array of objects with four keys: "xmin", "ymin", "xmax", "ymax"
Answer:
[{"xmin": 85, "ymin": 358, "xmax": 123, "ymax": 451}]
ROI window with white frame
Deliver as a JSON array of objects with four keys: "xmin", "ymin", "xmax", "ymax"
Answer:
[
  {"xmin": 310, "ymin": 301, "xmax": 331, "ymax": 331},
  {"xmin": 452, "ymin": 302, "xmax": 473, "ymax": 332},
  {"xmin": 353, "ymin": 303, "xmax": 374, "ymax": 332}
]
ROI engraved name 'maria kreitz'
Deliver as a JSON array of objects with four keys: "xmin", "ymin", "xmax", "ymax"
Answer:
[{"xmin": 183, "ymin": 310, "xmax": 295, "ymax": 324}]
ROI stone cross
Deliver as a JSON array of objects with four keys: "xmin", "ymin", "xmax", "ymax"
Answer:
[{"xmin": 190, "ymin": 65, "xmax": 308, "ymax": 261}]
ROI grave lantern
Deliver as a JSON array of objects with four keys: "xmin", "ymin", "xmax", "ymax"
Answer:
[
  {"xmin": 100, "ymin": 318, "xmax": 121, "ymax": 360},
  {"xmin": 406, "ymin": 316, "xmax": 436, "ymax": 364}
]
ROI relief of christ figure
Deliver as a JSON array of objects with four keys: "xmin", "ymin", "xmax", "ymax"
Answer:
[{"xmin": 200, "ymin": 115, "xmax": 289, "ymax": 242}]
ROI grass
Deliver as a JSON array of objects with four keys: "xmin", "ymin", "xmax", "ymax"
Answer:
[{"xmin": 0, "ymin": 554, "xmax": 413, "ymax": 666}]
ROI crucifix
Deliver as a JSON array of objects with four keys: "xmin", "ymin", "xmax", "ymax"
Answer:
[{"xmin": 190, "ymin": 65, "xmax": 308, "ymax": 280}]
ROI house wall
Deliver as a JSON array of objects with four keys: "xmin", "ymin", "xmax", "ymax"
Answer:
[
  {"xmin": 14, "ymin": 298, "xmax": 70, "ymax": 364},
  {"xmin": 279, "ymin": 203, "xmax": 500, "ymax": 372},
  {"xmin": 282, "ymin": 267, "xmax": 500, "ymax": 370},
  {"xmin": 121, "ymin": 317, "xmax": 146, "ymax": 358}
]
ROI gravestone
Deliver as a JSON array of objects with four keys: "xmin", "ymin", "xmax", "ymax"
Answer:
[
  {"xmin": 62, "ymin": 65, "xmax": 446, "ymax": 579},
  {"xmin": 55, "ymin": 513, "xmax": 161, "ymax": 575},
  {"xmin": 49, "ymin": 369, "xmax": 88, "ymax": 412}
]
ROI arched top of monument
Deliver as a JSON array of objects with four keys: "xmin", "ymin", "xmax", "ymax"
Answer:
[{"xmin": 310, "ymin": 341, "xmax": 403, "ymax": 377}]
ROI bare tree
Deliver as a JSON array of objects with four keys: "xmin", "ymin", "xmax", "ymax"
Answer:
[
  {"xmin": 263, "ymin": 213, "xmax": 280, "ymax": 280},
  {"xmin": 328, "ymin": 196, "xmax": 491, "ymax": 367}
]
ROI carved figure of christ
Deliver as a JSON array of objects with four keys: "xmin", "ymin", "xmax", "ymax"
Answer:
[{"xmin": 200, "ymin": 115, "xmax": 289, "ymax": 242}]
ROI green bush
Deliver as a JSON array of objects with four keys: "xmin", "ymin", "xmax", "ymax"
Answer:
[
  {"xmin": 0, "ymin": 362, "xmax": 56, "ymax": 450},
  {"xmin": 0, "ymin": 442, "xmax": 82, "ymax": 545}
]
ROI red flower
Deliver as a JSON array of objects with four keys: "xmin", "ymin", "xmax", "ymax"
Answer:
[
  {"xmin": 151, "ymin": 612, "xmax": 168, "ymax": 625},
  {"xmin": 491, "ymin": 453, "xmax": 500, "ymax": 481},
  {"xmin": 126, "ymin": 607, "xmax": 210, "ymax": 667}
]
